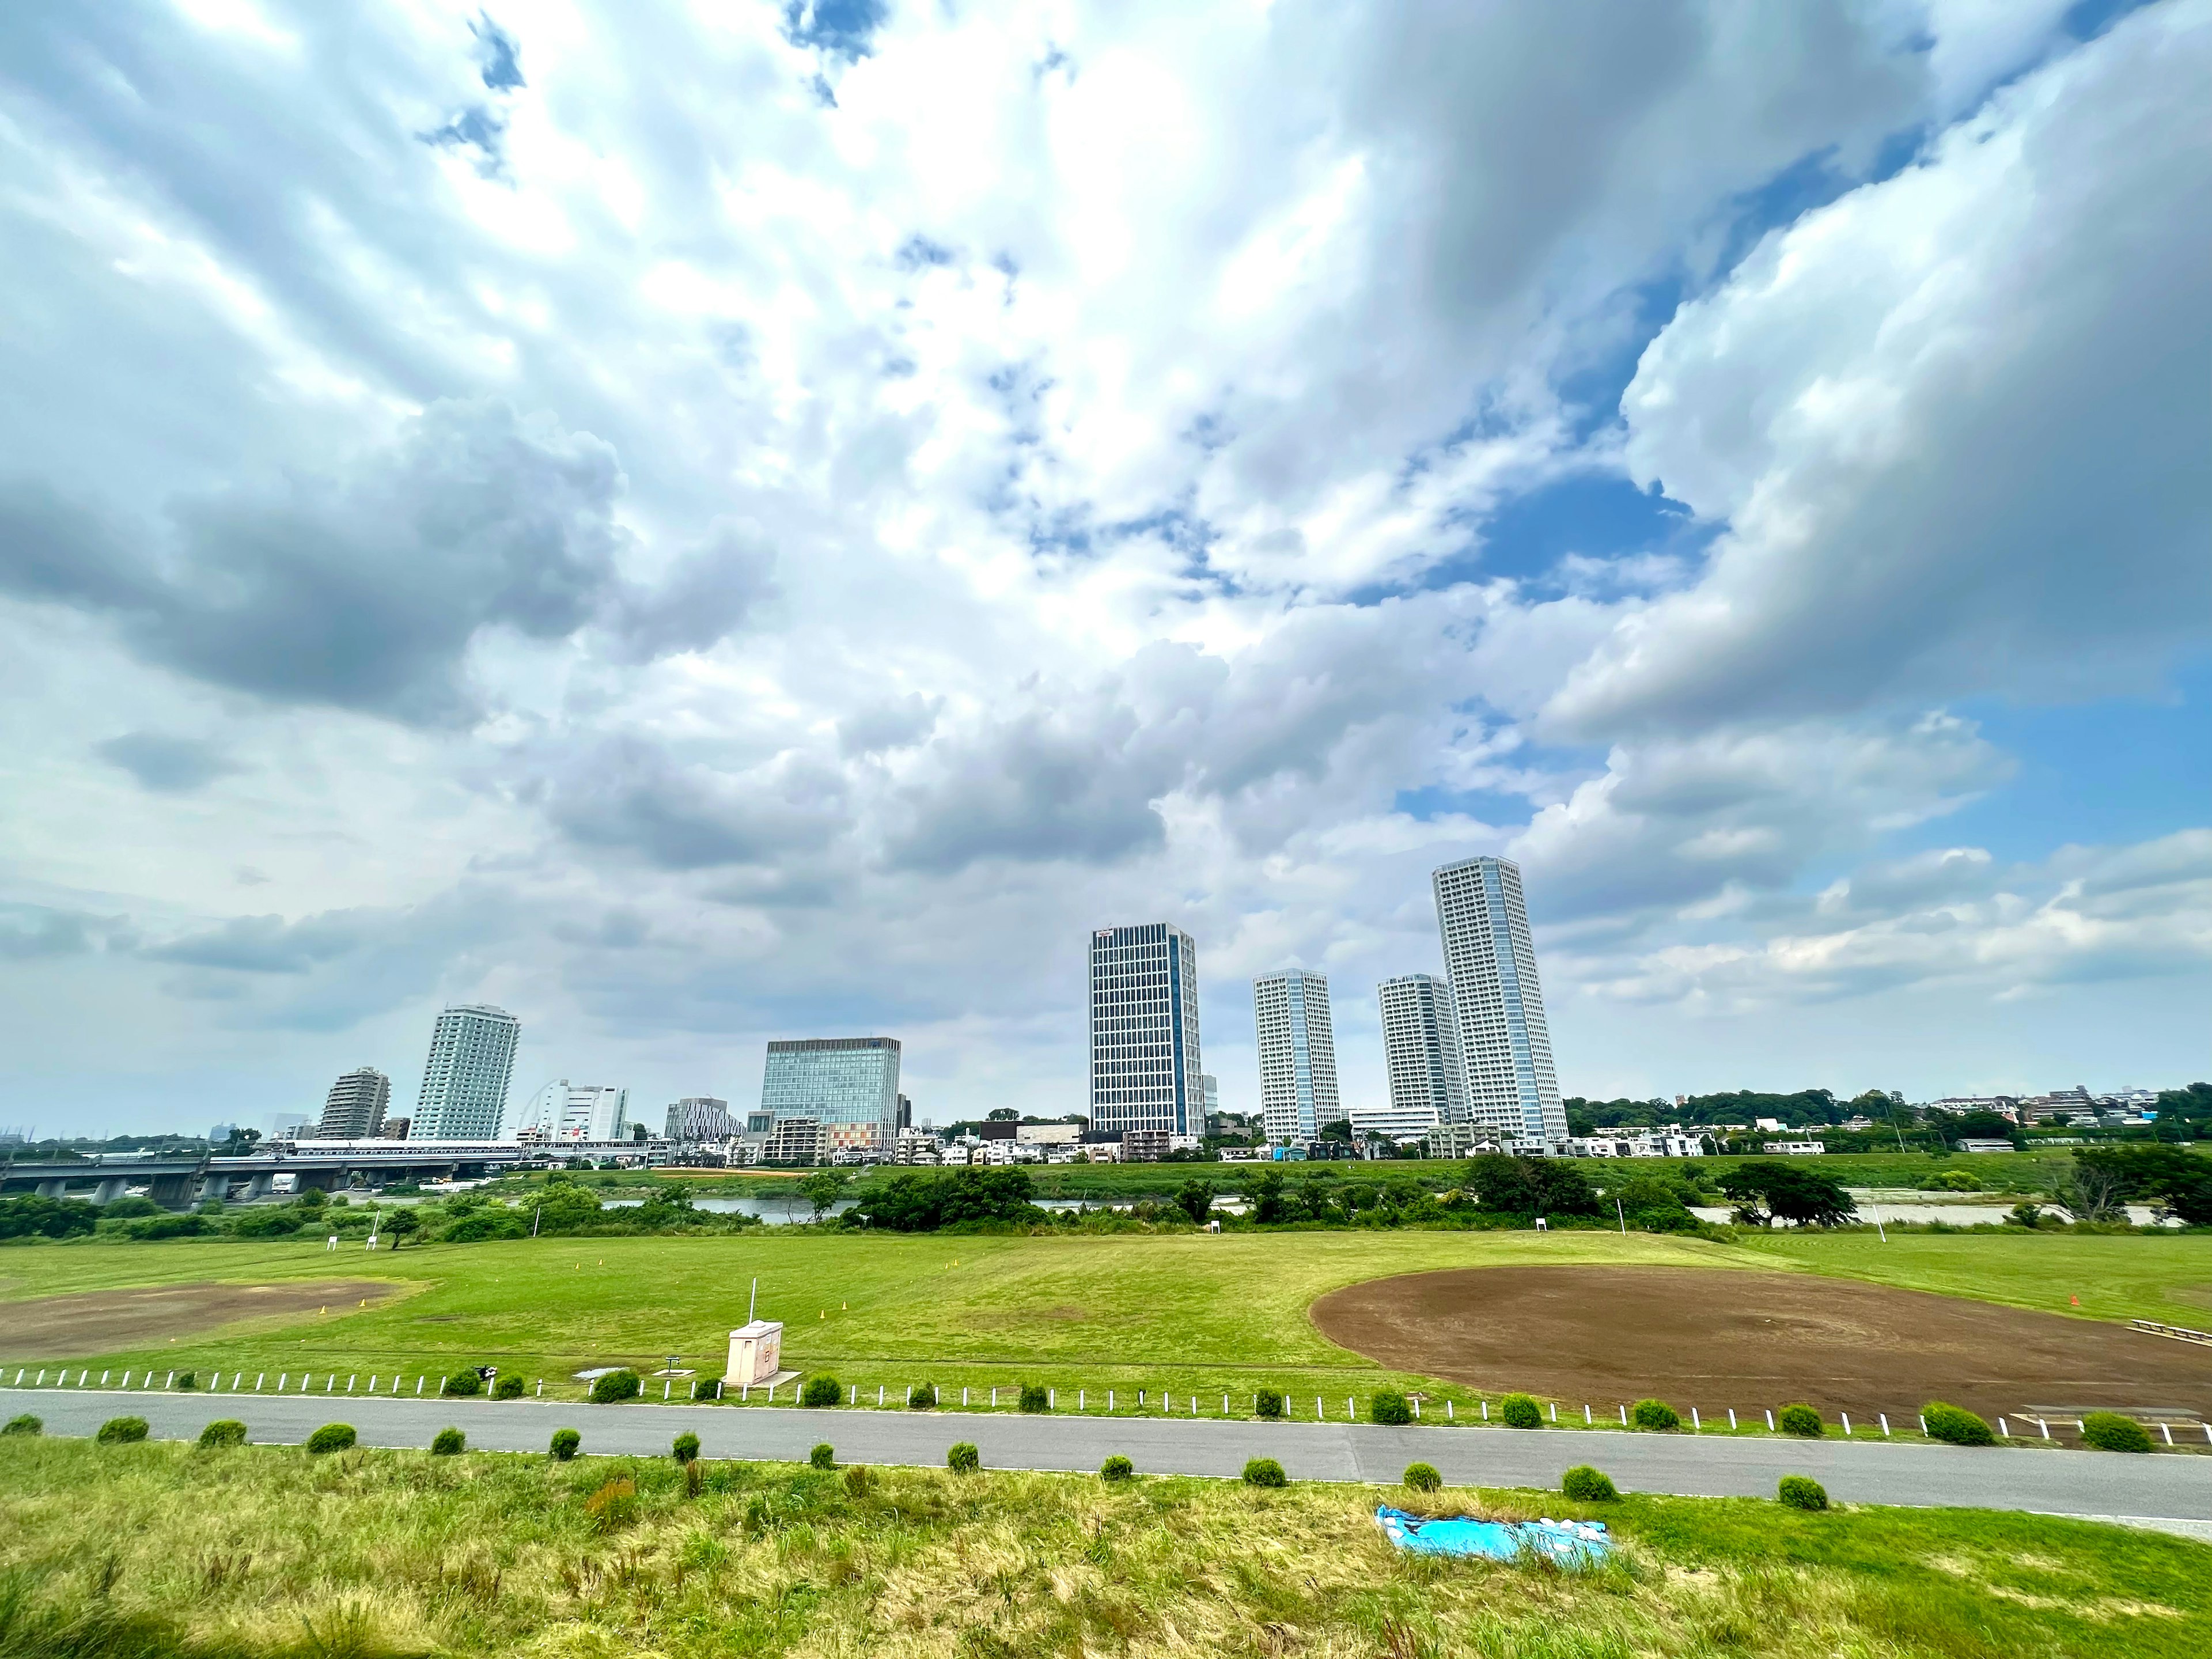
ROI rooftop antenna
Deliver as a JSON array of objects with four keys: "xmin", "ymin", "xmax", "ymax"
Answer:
[{"xmin": 749, "ymin": 1277, "xmax": 757, "ymax": 1323}]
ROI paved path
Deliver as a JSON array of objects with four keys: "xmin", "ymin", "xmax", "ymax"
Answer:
[{"xmin": 7, "ymin": 1388, "xmax": 2209, "ymax": 1526}]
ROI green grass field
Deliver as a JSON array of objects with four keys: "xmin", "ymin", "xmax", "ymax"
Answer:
[
  {"xmin": 0, "ymin": 1435, "xmax": 2202, "ymax": 1658},
  {"xmin": 6, "ymin": 1228, "xmax": 2210, "ymax": 1420}
]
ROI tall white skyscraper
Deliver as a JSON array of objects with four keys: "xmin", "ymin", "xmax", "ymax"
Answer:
[
  {"xmin": 412, "ymin": 1003, "xmax": 520, "ymax": 1141},
  {"xmin": 1089, "ymin": 923, "xmax": 1202, "ymax": 1138},
  {"xmin": 1253, "ymin": 969, "xmax": 1340, "ymax": 1145},
  {"xmin": 1377, "ymin": 973, "xmax": 1468, "ymax": 1128},
  {"xmin": 1431, "ymin": 856, "xmax": 1565, "ymax": 1146}
]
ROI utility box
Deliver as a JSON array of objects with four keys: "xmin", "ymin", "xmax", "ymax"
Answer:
[{"xmin": 726, "ymin": 1319, "xmax": 783, "ymax": 1385}]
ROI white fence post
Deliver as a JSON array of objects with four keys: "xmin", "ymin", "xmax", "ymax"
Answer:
[
  {"xmin": 1728, "ymin": 1408, "xmax": 1736, "ymax": 1430},
  {"xmin": 1881, "ymin": 1414, "xmax": 1891, "ymax": 1437},
  {"xmin": 1549, "ymin": 1403, "xmax": 1557, "ymax": 1423},
  {"xmin": 1997, "ymin": 1417, "xmax": 2006, "ymax": 1437},
  {"xmin": 1481, "ymin": 1400, "xmax": 1488, "ymax": 1421},
  {"xmin": 1691, "ymin": 1407, "xmax": 1700, "ymax": 1431},
  {"xmin": 257, "ymin": 1374, "xmax": 266, "ymax": 1391},
  {"xmin": 1842, "ymin": 1413, "xmax": 1851, "ymax": 1436},
  {"xmin": 1584, "ymin": 1404, "xmax": 1592, "ymax": 1424},
  {"xmin": 1766, "ymin": 1409, "xmax": 1774, "ymax": 1430},
  {"xmin": 2161, "ymin": 1422, "xmax": 2174, "ymax": 1445},
  {"xmin": 1618, "ymin": 1404, "xmax": 1627, "ymax": 1426}
]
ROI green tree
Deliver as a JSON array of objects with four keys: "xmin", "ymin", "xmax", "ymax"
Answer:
[
  {"xmin": 1463, "ymin": 1154, "xmax": 1599, "ymax": 1218},
  {"xmin": 801, "ymin": 1168, "xmax": 849, "ymax": 1219},
  {"xmin": 382, "ymin": 1209, "xmax": 421, "ymax": 1250},
  {"xmin": 1173, "ymin": 1179, "xmax": 1215, "ymax": 1226},
  {"xmin": 1717, "ymin": 1162, "xmax": 1856, "ymax": 1227},
  {"xmin": 1245, "ymin": 1170, "xmax": 1289, "ymax": 1224}
]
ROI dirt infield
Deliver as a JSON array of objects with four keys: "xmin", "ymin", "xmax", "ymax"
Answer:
[
  {"xmin": 1310, "ymin": 1266, "xmax": 2212, "ymax": 1422},
  {"xmin": 0, "ymin": 1281, "xmax": 398, "ymax": 1359}
]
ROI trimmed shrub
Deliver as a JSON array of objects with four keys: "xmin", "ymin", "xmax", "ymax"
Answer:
[
  {"xmin": 441, "ymin": 1370, "xmax": 483, "ymax": 1398},
  {"xmin": 672, "ymin": 1431, "xmax": 700, "ymax": 1464},
  {"xmin": 2081, "ymin": 1412, "xmax": 2154, "ymax": 1453},
  {"xmin": 3, "ymin": 1414, "xmax": 43, "ymax": 1437},
  {"xmin": 550, "ymin": 1428, "xmax": 581, "ymax": 1460},
  {"xmin": 1369, "ymin": 1390, "xmax": 1412, "ymax": 1426},
  {"xmin": 1101, "ymin": 1455, "xmax": 1135, "ymax": 1483},
  {"xmin": 842, "ymin": 1465, "xmax": 872, "ymax": 1497},
  {"xmin": 493, "ymin": 1373, "xmax": 525, "ymax": 1399},
  {"xmin": 96, "ymin": 1416, "xmax": 149, "ymax": 1445},
  {"xmin": 1560, "ymin": 1465, "xmax": 1618, "ymax": 1502},
  {"xmin": 810, "ymin": 1442, "xmax": 835, "ymax": 1470},
  {"xmin": 800, "ymin": 1376, "xmax": 842, "ymax": 1409},
  {"xmin": 589, "ymin": 1370, "xmax": 642, "ymax": 1404},
  {"xmin": 1402, "ymin": 1461, "xmax": 1442, "ymax": 1493},
  {"xmin": 908, "ymin": 1382, "xmax": 937, "ymax": 1409},
  {"xmin": 196, "ymin": 1419, "xmax": 247, "ymax": 1450},
  {"xmin": 306, "ymin": 1423, "xmax": 357, "ymax": 1455},
  {"xmin": 1500, "ymin": 1393, "xmax": 1543, "ymax": 1430},
  {"xmin": 1629, "ymin": 1398, "xmax": 1681, "ymax": 1432},
  {"xmin": 1242, "ymin": 1457, "xmax": 1288, "ymax": 1488},
  {"xmin": 1254, "ymin": 1389, "xmax": 1285, "ymax": 1420},
  {"xmin": 1922, "ymin": 1402, "xmax": 1995, "ymax": 1446},
  {"xmin": 1778, "ymin": 1403, "xmax": 1824, "ymax": 1438},
  {"xmin": 175, "ymin": 1372, "xmax": 197, "ymax": 1391},
  {"xmin": 696, "ymin": 1378, "xmax": 722, "ymax": 1401},
  {"xmin": 1778, "ymin": 1475, "xmax": 1829, "ymax": 1511},
  {"xmin": 1018, "ymin": 1384, "xmax": 1050, "ymax": 1412},
  {"xmin": 948, "ymin": 1441, "xmax": 980, "ymax": 1474},
  {"xmin": 430, "ymin": 1427, "xmax": 465, "ymax": 1456}
]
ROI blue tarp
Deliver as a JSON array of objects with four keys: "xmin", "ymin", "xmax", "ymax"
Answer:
[{"xmin": 1375, "ymin": 1506, "xmax": 1613, "ymax": 1566}]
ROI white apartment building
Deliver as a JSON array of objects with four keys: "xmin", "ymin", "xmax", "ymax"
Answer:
[
  {"xmin": 1253, "ymin": 969, "xmax": 1340, "ymax": 1145},
  {"xmin": 1377, "ymin": 973, "xmax": 1469, "ymax": 1132},
  {"xmin": 1567, "ymin": 1133, "xmax": 1706, "ymax": 1158},
  {"xmin": 509, "ymin": 1081, "xmax": 630, "ymax": 1143},
  {"xmin": 1089, "ymin": 923, "xmax": 1203, "ymax": 1139},
  {"xmin": 316, "ymin": 1067, "xmax": 391, "ymax": 1139},
  {"xmin": 1431, "ymin": 857, "xmax": 1566, "ymax": 1147}
]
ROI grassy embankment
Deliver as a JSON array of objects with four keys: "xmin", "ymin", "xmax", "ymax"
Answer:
[
  {"xmin": 0, "ymin": 1435, "xmax": 2205, "ymax": 1659},
  {"xmin": 5, "ymin": 1230, "xmax": 2210, "ymax": 1423}
]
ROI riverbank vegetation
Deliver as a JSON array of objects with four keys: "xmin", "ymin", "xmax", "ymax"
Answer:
[{"xmin": 0, "ymin": 1435, "xmax": 2203, "ymax": 1658}]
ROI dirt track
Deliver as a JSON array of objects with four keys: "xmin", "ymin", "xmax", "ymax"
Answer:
[
  {"xmin": 1310, "ymin": 1266, "xmax": 2212, "ymax": 1422},
  {"xmin": 0, "ymin": 1281, "xmax": 397, "ymax": 1359}
]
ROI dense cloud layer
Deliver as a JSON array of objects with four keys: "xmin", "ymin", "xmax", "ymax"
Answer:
[{"xmin": 0, "ymin": 0, "xmax": 2204, "ymax": 1129}]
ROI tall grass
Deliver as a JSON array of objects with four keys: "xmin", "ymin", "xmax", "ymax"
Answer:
[{"xmin": 1, "ymin": 1438, "xmax": 2204, "ymax": 1657}]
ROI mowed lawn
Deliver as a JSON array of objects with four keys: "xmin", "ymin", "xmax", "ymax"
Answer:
[{"xmin": 5, "ymin": 1228, "xmax": 2210, "ymax": 1409}]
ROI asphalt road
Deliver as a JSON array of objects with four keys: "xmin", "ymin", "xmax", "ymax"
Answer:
[{"xmin": 7, "ymin": 1386, "xmax": 2210, "ymax": 1525}]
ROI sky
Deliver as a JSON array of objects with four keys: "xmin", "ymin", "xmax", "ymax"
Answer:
[{"xmin": 1, "ymin": 0, "xmax": 2206, "ymax": 1138}]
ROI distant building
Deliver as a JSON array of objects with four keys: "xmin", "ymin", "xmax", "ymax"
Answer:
[
  {"xmin": 1089, "ymin": 923, "xmax": 1202, "ymax": 1140},
  {"xmin": 207, "ymin": 1122, "xmax": 238, "ymax": 1145},
  {"xmin": 510, "ymin": 1081, "xmax": 629, "ymax": 1143},
  {"xmin": 1016, "ymin": 1123, "xmax": 1080, "ymax": 1145},
  {"xmin": 268, "ymin": 1112, "xmax": 310, "ymax": 1142},
  {"xmin": 1432, "ymin": 857, "xmax": 1565, "ymax": 1147},
  {"xmin": 1199, "ymin": 1073, "xmax": 1220, "ymax": 1122},
  {"xmin": 1569, "ymin": 1134, "xmax": 1704, "ymax": 1158},
  {"xmin": 1122, "ymin": 1128, "xmax": 1171, "ymax": 1163},
  {"xmin": 412, "ymin": 1004, "xmax": 521, "ymax": 1141},
  {"xmin": 380, "ymin": 1116, "xmax": 411, "ymax": 1141},
  {"xmin": 1377, "ymin": 973, "xmax": 1468, "ymax": 1132},
  {"xmin": 1350, "ymin": 1101, "xmax": 1442, "ymax": 1141},
  {"xmin": 316, "ymin": 1067, "xmax": 391, "ymax": 1140},
  {"xmin": 1762, "ymin": 1141, "xmax": 1827, "ymax": 1156},
  {"xmin": 761, "ymin": 1116, "xmax": 824, "ymax": 1165},
  {"xmin": 761, "ymin": 1039, "xmax": 901, "ymax": 1157},
  {"xmin": 664, "ymin": 1096, "xmax": 733, "ymax": 1142},
  {"xmin": 1253, "ymin": 969, "xmax": 1340, "ymax": 1146}
]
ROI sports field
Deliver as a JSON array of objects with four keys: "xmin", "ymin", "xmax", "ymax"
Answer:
[{"xmin": 3, "ymin": 1229, "xmax": 2209, "ymax": 1425}]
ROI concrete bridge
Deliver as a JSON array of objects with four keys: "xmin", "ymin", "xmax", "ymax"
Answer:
[{"xmin": 0, "ymin": 1141, "xmax": 565, "ymax": 1208}]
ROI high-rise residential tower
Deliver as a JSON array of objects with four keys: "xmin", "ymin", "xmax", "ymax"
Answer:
[
  {"xmin": 1252, "ymin": 969, "xmax": 1340, "ymax": 1145},
  {"xmin": 1088, "ymin": 923, "xmax": 1202, "ymax": 1138},
  {"xmin": 412, "ymin": 1003, "xmax": 521, "ymax": 1141},
  {"xmin": 1376, "ymin": 974, "xmax": 1468, "ymax": 1131},
  {"xmin": 664, "ymin": 1097, "xmax": 733, "ymax": 1142},
  {"xmin": 316, "ymin": 1066, "xmax": 391, "ymax": 1139},
  {"xmin": 1431, "ymin": 856, "xmax": 1565, "ymax": 1146},
  {"xmin": 760, "ymin": 1038, "xmax": 901, "ymax": 1157}
]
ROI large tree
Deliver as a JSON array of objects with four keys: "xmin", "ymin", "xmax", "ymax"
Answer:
[
  {"xmin": 1463, "ymin": 1154, "xmax": 1599, "ymax": 1218},
  {"xmin": 1717, "ymin": 1162, "xmax": 1856, "ymax": 1227}
]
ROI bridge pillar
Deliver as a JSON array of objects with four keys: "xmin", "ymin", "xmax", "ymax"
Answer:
[
  {"xmin": 244, "ymin": 1172, "xmax": 275, "ymax": 1201},
  {"xmin": 149, "ymin": 1173, "xmax": 197, "ymax": 1209},
  {"xmin": 90, "ymin": 1177, "xmax": 130, "ymax": 1205},
  {"xmin": 197, "ymin": 1174, "xmax": 233, "ymax": 1206},
  {"xmin": 36, "ymin": 1179, "xmax": 69, "ymax": 1199}
]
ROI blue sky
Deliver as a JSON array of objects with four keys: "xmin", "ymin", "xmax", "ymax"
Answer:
[{"xmin": 0, "ymin": 0, "xmax": 2205, "ymax": 1135}]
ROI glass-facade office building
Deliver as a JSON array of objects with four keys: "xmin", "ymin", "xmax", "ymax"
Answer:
[
  {"xmin": 1431, "ymin": 856, "xmax": 1565, "ymax": 1146},
  {"xmin": 1377, "ymin": 972, "xmax": 1469, "ymax": 1130},
  {"xmin": 1253, "ymin": 969, "xmax": 1339, "ymax": 1145},
  {"xmin": 1089, "ymin": 923, "xmax": 1202, "ymax": 1138},
  {"xmin": 760, "ymin": 1037, "xmax": 901, "ymax": 1155}
]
